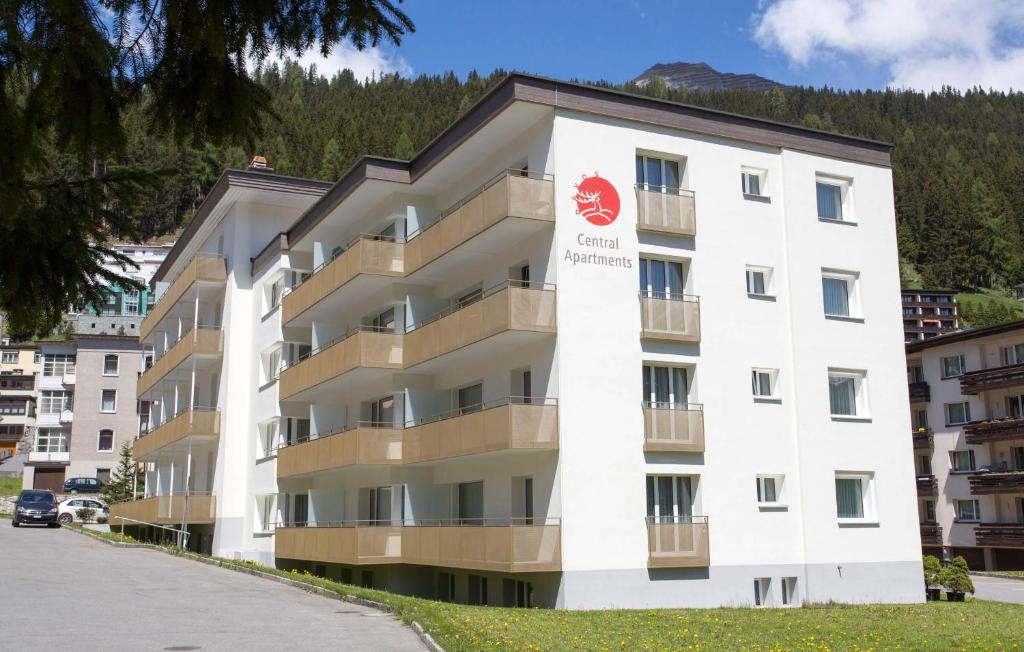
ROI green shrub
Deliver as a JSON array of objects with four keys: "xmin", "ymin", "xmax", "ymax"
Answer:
[
  {"xmin": 940, "ymin": 556, "xmax": 975, "ymax": 594},
  {"xmin": 923, "ymin": 555, "xmax": 942, "ymax": 588},
  {"xmin": 76, "ymin": 507, "xmax": 97, "ymax": 523}
]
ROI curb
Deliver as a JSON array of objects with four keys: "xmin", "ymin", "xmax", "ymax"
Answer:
[
  {"xmin": 970, "ymin": 571, "xmax": 1024, "ymax": 582},
  {"xmin": 62, "ymin": 525, "xmax": 443, "ymax": 651}
]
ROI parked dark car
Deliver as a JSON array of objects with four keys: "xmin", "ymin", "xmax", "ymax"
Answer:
[
  {"xmin": 63, "ymin": 477, "xmax": 104, "ymax": 494},
  {"xmin": 12, "ymin": 490, "xmax": 60, "ymax": 527}
]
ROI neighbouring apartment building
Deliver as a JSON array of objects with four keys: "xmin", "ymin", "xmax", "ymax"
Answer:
[
  {"xmin": 907, "ymin": 319, "xmax": 1024, "ymax": 570},
  {"xmin": 112, "ymin": 74, "xmax": 922, "ymax": 609},
  {"xmin": 0, "ymin": 343, "xmax": 39, "ymax": 459},
  {"xmin": 901, "ymin": 289, "xmax": 958, "ymax": 342},
  {"xmin": 23, "ymin": 318, "xmax": 146, "ymax": 492},
  {"xmin": 83, "ymin": 237, "xmax": 175, "ymax": 320}
]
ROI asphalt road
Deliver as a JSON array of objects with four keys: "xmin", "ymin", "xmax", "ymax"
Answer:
[
  {"xmin": 973, "ymin": 574, "xmax": 1024, "ymax": 605},
  {"xmin": 0, "ymin": 523, "xmax": 425, "ymax": 651}
]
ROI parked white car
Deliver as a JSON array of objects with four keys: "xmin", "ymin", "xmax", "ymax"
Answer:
[{"xmin": 57, "ymin": 498, "xmax": 109, "ymax": 525}]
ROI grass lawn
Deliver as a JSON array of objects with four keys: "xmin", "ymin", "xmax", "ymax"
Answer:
[{"xmin": 0, "ymin": 476, "xmax": 22, "ymax": 496}]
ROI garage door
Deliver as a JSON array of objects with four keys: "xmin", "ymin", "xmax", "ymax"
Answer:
[
  {"xmin": 33, "ymin": 467, "xmax": 66, "ymax": 492},
  {"xmin": 995, "ymin": 548, "xmax": 1024, "ymax": 570}
]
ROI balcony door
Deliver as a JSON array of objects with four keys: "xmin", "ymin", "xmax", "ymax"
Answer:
[
  {"xmin": 365, "ymin": 486, "xmax": 392, "ymax": 525},
  {"xmin": 646, "ymin": 475, "xmax": 694, "ymax": 524},
  {"xmin": 642, "ymin": 365, "xmax": 688, "ymax": 409},
  {"xmin": 639, "ymin": 258, "xmax": 684, "ymax": 300},
  {"xmin": 636, "ymin": 155, "xmax": 681, "ymax": 193},
  {"xmin": 368, "ymin": 395, "xmax": 395, "ymax": 427},
  {"xmin": 453, "ymin": 481, "xmax": 483, "ymax": 526}
]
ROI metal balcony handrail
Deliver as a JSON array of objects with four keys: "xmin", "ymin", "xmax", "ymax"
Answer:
[
  {"xmin": 283, "ymin": 233, "xmax": 404, "ymax": 297},
  {"xmin": 638, "ymin": 290, "xmax": 699, "ymax": 302},
  {"xmin": 280, "ymin": 324, "xmax": 394, "ymax": 372},
  {"xmin": 148, "ymin": 324, "xmax": 222, "ymax": 367},
  {"xmin": 645, "ymin": 515, "xmax": 709, "ymax": 525},
  {"xmin": 277, "ymin": 516, "xmax": 561, "ymax": 528},
  {"xmin": 634, "ymin": 183, "xmax": 696, "ymax": 198},
  {"xmin": 276, "ymin": 396, "xmax": 558, "ymax": 450},
  {"xmin": 406, "ymin": 279, "xmax": 555, "ymax": 332},
  {"xmin": 406, "ymin": 168, "xmax": 554, "ymax": 242},
  {"xmin": 147, "ymin": 253, "xmax": 228, "ymax": 315},
  {"xmin": 642, "ymin": 401, "xmax": 703, "ymax": 411}
]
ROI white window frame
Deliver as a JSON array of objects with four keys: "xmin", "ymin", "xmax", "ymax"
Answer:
[
  {"xmin": 751, "ymin": 368, "xmax": 779, "ymax": 401},
  {"xmin": 255, "ymin": 494, "xmax": 278, "ymax": 533},
  {"xmin": 639, "ymin": 257, "xmax": 687, "ymax": 300},
  {"xmin": 261, "ymin": 345, "xmax": 282, "ymax": 385},
  {"xmin": 745, "ymin": 266, "xmax": 774, "ymax": 297},
  {"xmin": 756, "ymin": 474, "xmax": 786, "ymax": 508},
  {"xmin": 264, "ymin": 274, "xmax": 285, "ymax": 315},
  {"xmin": 821, "ymin": 269, "xmax": 861, "ymax": 319},
  {"xmin": 257, "ymin": 418, "xmax": 281, "ymax": 458},
  {"xmin": 34, "ymin": 429, "xmax": 69, "ymax": 453},
  {"xmin": 96, "ymin": 429, "xmax": 114, "ymax": 452},
  {"xmin": 828, "ymin": 369, "xmax": 869, "ymax": 420},
  {"xmin": 834, "ymin": 472, "xmax": 877, "ymax": 524},
  {"xmin": 103, "ymin": 354, "xmax": 119, "ymax": 376},
  {"xmin": 753, "ymin": 577, "xmax": 772, "ymax": 607},
  {"xmin": 100, "ymin": 389, "xmax": 117, "ymax": 414},
  {"xmin": 1, "ymin": 351, "xmax": 17, "ymax": 364},
  {"xmin": 781, "ymin": 577, "xmax": 799, "ymax": 607},
  {"xmin": 636, "ymin": 153, "xmax": 685, "ymax": 192},
  {"xmin": 39, "ymin": 390, "xmax": 71, "ymax": 415},
  {"xmin": 741, "ymin": 167, "xmax": 767, "ymax": 198},
  {"xmin": 941, "ymin": 354, "xmax": 966, "ymax": 379},
  {"xmin": 815, "ymin": 174, "xmax": 854, "ymax": 223},
  {"xmin": 1000, "ymin": 344, "xmax": 1024, "ymax": 366},
  {"xmin": 42, "ymin": 353, "xmax": 75, "ymax": 376},
  {"xmin": 949, "ymin": 449, "xmax": 976, "ymax": 473},
  {"xmin": 921, "ymin": 499, "xmax": 937, "ymax": 523},
  {"xmin": 945, "ymin": 401, "xmax": 971, "ymax": 426},
  {"xmin": 954, "ymin": 499, "xmax": 981, "ymax": 523},
  {"xmin": 642, "ymin": 364, "xmax": 690, "ymax": 408}
]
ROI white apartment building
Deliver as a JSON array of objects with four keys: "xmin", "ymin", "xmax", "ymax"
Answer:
[
  {"xmin": 114, "ymin": 74, "xmax": 923, "ymax": 609},
  {"xmin": 907, "ymin": 320, "xmax": 1024, "ymax": 570}
]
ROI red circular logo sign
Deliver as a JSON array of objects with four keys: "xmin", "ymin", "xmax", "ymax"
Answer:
[{"xmin": 572, "ymin": 173, "xmax": 620, "ymax": 226}]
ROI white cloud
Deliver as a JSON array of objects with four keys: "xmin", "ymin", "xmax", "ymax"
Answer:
[
  {"xmin": 267, "ymin": 45, "xmax": 412, "ymax": 81},
  {"xmin": 753, "ymin": 0, "xmax": 1024, "ymax": 90}
]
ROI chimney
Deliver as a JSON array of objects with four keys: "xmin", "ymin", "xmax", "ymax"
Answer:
[{"xmin": 248, "ymin": 156, "xmax": 273, "ymax": 172}]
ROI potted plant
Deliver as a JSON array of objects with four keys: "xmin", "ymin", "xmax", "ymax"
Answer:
[
  {"xmin": 923, "ymin": 555, "xmax": 942, "ymax": 601},
  {"xmin": 939, "ymin": 556, "xmax": 975, "ymax": 602}
]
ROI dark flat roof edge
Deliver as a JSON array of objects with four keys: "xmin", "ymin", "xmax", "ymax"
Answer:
[
  {"xmin": 906, "ymin": 318, "xmax": 1024, "ymax": 353},
  {"xmin": 0, "ymin": 342, "xmax": 39, "ymax": 350},
  {"xmin": 152, "ymin": 170, "xmax": 332, "ymax": 284},
  {"xmin": 901, "ymin": 288, "xmax": 958, "ymax": 294}
]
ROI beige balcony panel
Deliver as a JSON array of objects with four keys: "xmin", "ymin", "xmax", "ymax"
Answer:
[
  {"xmin": 636, "ymin": 188, "xmax": 696, "ymax": 236},
  {"xmin": 640, "ymin": 297, "xmax": 700, "ymax": 342},
  {"xmin": 109, "ymin": 495, "xmax": 216, "ymax": 526},
  {"xmin": 283, "ymin": 239, "xmax": 404, "ymax": 323},
  {"xmin": 643, "ymin": 407, "xmax": 704, "ymax": 453},
  {"xmin": 277, "ymin": 427, "xmax": 402, "ymax": 478},
  {"xmin": 401, "ymin": 525, "xmax": 561, "ymax": 573},
  {"xmin": 137, "ymin": 329, "xmax": 224, "ymax": 396},
  {"xmin": 647, "ymin": 521, "xmax": 710, "ymax": 568},
  {"xmin": 279, "ymin": 331, "xmax": 403, "ymax": 399},
  {"xmin": 275, "ymin": 526, "xmax": 402, "ymax": 565},
  {"xmin": 403, "ymin": 403, "xmax": 558, "ymax": 464},
  {"xmin": 140, "ymin": 254, "xmax": 227, "ymax": 340},
  {"xmin": 404, "ymin": 286, "xmax": 556, "ymax": 368},
  {"xmin": 133, "ymin": 410, "xmax": 220, "ymax": 461},
  {"xmin": 405, "ymin": 173, "xmax": 554, "ymax": 274}
]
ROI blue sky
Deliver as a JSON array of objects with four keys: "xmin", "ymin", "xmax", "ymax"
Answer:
[{"xmin": 294, "ymin": 1, "xmax": 1024, "ymax": 92}]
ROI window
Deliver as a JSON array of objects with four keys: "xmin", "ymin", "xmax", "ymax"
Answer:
[
  {"xmin": 363, "ymin": 486, "xmax": 393, "ymax": 525},
  {"xmin": 1006, "ymin": 394, "xmax": 1024, "ymax": 419},
  {"xmin": 1014, "ymin": 446, "xmax": 1024, "ymax": 471},
  {"xmin": 39, "ymin": 390, "xmax": 72, "ymax": 414},
  {"xmin": 42, "ymin": 353, "xmax": 75, "ymax": 376},
  {"xmin": 456, "ymin": 481, "xmax": 483, "ymax": 525},
  {"xmin": 907, "ymin": 365, "xmax": 925, "ymax": 384},
  {"xmin": 456, "ymin": 383, "xmax": 483, "ymax": 415},
  {"xmin": 941, "ymin": 355, "xmax": 966, "ymax": 379},
  {"xmin": 368, "ymin": 395, "xmax": 395, "ymax": 426},
  {"xmin": 945, "ymin": 401, "xmax": 971, "ymax": 426},
  {"xmin": 100, "ymin": 389, "xmax": 117, "ymax": 413},
  {"xmin": 781, "ymin": 577, "xmax": 798, "ymax": 607},
  {"xmin": 636, "ymin": 154, "xmax": 681, "ymax": 192},
  {"xmin": 646, "ymin": 475, "xmax": 695, "ymax": 523},
  {"xmin": 816, "ymin": 178, "xmax": 848, "ymax": 221},
  {"xmin": 468, "ymin": 575, "xmax": 488, "ymax": 606},
  {"xmin": 741, "ymin": 169, "xmax": 765, "ymax": 197},
  {"xmin": 828, "ymin": 370, "xmax": 866, "ymax": 418},
  {"xmin": 642, "ymin": 364, "xmax": 689, "ymax": 408},
  {"xmin": 835, "ymin": 473, "xmax": 874, "ymax": 522},
  {"xmin": 918, "ymin": 454, "xmax": 932, "ymax": 476},
  {"xmin": 34, "ymin": 429, "xmax": 69, "ymax": 453},
  {"xmin": 751, "ymin": 368, "xmax": 777, "ymax": 399},
  {"xmin": 949, "ymin": 449, "xmax": 976, "ymax": 473},
  {"xmin": 103, "ymin": 354, "xmax": 119, "ymax": 376},
  {"xmin": 258, "ymin": 419, "xmax": 280, "ymax": 456},
  {"xmin": 756, "ymin": 475, "xmax": 784, "ymax": 506},
  {"xmin": 369, "ymin": 307, "xmax": 396, "ymax": 331},
  {"xmin": 1000, "ymin": 344, "xmax": 1024, "ymax": 366},
  {"xmin": 455, "ymin": 288, "xmax": 482, "ymax": 310},
  {"xmin": 955, "ymin": 499, "xmax": 981, "ymax": 522},
  {"xmin": 261, "ymin": 347, "xmax": 281, "ymax": 384},
  {"xmin": 503, "ymin": 579, "xmax": 534, "ymax": 608},
  {"xmin": 265, "ymin": 276, "xmax": 284, "ymax": 313},
  {"xmin": 256, "ymin": 494, "xmax": 277, "ymax": 532},
  {"xmin": 124, "ymin": 279, "xmax": 143, "ymax": 315},
  {"xmin": 1, "ymin": 351, "xmax": 16, "ymax": 364},
  {"xmin": 753, "ymin": 578, "xmax": 772, "ymax": 607},
  {"xmin": 639, "ymin": 258, "xmax": 685, "ymax": 300},
  {"xmin": 96, "ymin": 429, "xmax": 114, "ymax": 452},
  {"xmin": 746, "ymin": 266, "xmax": 773, "ymax": 296},
  {"xmin": 922, "ymin": 499, "xmax": 936, "ymax": 523},
  {"xmin": 821, "ymin": 271, "xmax": 859, "ymax": 318},
  {"xmin": 280, "ymin": 417, "xmax": 310, "ymax": 447},
  {"xmin": 913, "ymin": 408, "xmax": 929, "ymax": 430}
]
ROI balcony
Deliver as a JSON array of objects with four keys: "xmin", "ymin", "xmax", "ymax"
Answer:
[
  {"xmin": 283, "ymin": 235, "xmax": 404, "ymax": 326},
  {"xmin": 647, "ymin": 516, "xmax": 710, "ymax": 568},
  {"xmin": 38, "ymin": 374, "xmax": 69, "ymax": 390},
  {"xmin": 912, "ymin": 428, "xmax": 934, "ymax": 450},
  {"xmin": 275, "ymin": 519, "xmax": 562, "ymax": 573},
  {"xmin": 28, "ymin": 451, "xmax": 69, "ymax": 464},
  {"xmin": 635, "ymin": 187, "xmax": 696, "ymax": 236},
  {"xmin": 132, "ymin": 408, "xmax": 220, "ymax": 461},
  {"xmin": 108, "ymin": 494, "xmax": 216, "ymax": 525},
  {"xmin": 402, "ymin": 282, "xmax": 556, "ymax": 369},
  {"xmin": 639, "ymin": 293, "xmax": 700, "ymax": 342},
  {"xmin": 403, "ymin": 171, "xmax": 555, "ymax": 276},
  {"xmin": 61, "ymin": 372, "xmax": 76, "ymax": 385},
  {"xmin": 278, "ymin": 399, "xmax": 558, "ymax": 478},
  {"xmin": 960, "ymin": 363, "xmax": 1024, "ymax": 395},
  {"xmin": 642, "ymin": 404, "xmax": 704, "ymax": 453},
  {"xmin": 140, "ymin": 253, "xmax": 227, "ymax": 341},
  {"xmin": 908, "ymin": 382, "xmax": 930, "ymax": 404},
  {"xmin": 278, "ymin": 328, "xmax": 403, "ymax": 402},
  {"xmin": 964, "ymin": 417, "xmax": 1024, "ymax": 445},
  {"xmin": 974, "ymin": 523, "xmax": 1024, "ymax": 548},
  {"xmin": 968, "ymin": 470, "xmax": 1024, "ymax": 495},
  {"xmin": 137, "ymin": 327, "xmax": 224, "ymax": 396},
  {"xmin": 920, "ymin": 523, "xmax": 943, "ymax": 547},
  {"xmin": 917, "ymin": 475, "xmax": 938, "ymax": 496}
]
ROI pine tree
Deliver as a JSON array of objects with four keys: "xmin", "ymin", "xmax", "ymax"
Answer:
[
  {"xmin": 393, "ymin": 132, "xmax": 415, "ymax": 159},
  {"xmin": 320, "ymin": 138, "xmax": 346, "ymax": 181},
  {"xmin": 101, "ymin": 443, "xmax": 137, "ymax": 505}
]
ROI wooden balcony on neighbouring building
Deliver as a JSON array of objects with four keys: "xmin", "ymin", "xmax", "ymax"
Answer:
[
  {"xmin": 973, "ymin": 523, "xmax": 1024, "ymax": 548},
  {"xmin": 917, "ymin": 474, "xmax": 938, "ymax": 496},
  {"xmin": 908, "ymin": 382, "xmax": 930, "ymax": 404},
  {"xmin": 912, "ymin": 428, "xmax": 934, "ymax": 450},
  {"xmin": 920, "ymin": 523, "xmax": 943, "ymax": 546},
  {"xmin": 964, "ymin": 417, "xmax": 1024, "ymax": 445},
  {"xmin": 960, "ymin": 363, "xmax": 1024, "ymax": 395},
  {"xmin": 968, "ymin": 470, "xmax": 1024, "ymax": 495}
]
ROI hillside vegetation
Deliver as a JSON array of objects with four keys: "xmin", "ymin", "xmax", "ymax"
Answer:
[{"xmin": 127, "ymin": 64, "xmax": 1024, "ymax": 314}]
